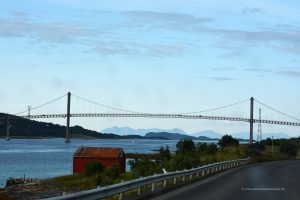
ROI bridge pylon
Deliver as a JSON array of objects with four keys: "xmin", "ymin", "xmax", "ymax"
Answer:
[
  {"xmin": 65, "ymin": 92, "xmax": 71, "ymax": 143},
  {"xmin": 249, "ymin": 97, "xmax": 254, "ymax": 144}
]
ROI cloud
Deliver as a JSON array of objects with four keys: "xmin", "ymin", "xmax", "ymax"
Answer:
[
  {"xmin": 200, "ymin": 28, "xmax": 299, "ymax": 44},
  {"xmin": 211, "ymin": 67, "xmax": 236, "ymax": 71},
  {"xmin": 211, "ymin": 77, "xmax": 235, "ymax": 81},
  {"xmin": 242, "ymin": 7, "xmax": 264, "ymax": 14},
  {"xmin": 276, "ymin": 69, "xmax": 300, "ymax": 77},
  {"xmin": 0, "ymin": 12, "xmax": 187, "ymax": 57},
  {"xmin": 122, "ymin": 10, "xmax": 300, "ymax": 57},
  {"xmin": 94, "ymin": 41, "xmax": 186, "ymax": 57},
  {"xmin": 122, "ymin": 10, "xmax": 300, "ymax": 56},
  {"xmin": 219, "ymin": 50, "xmax": 244, "ymax": 59},
  {"xmin": 0, "ymin": 17, "xmax": 96, "ymax": 43},
  {"xmin": 244, "ymin": 68, "xmax": 272, "ymax": 73},
  {"xmin": 121, "ymin": 10, "xmax": 300, "ymax": 56},
  {"xmin": 243, "ymin": 66, "xmax": 300, "ymax": 78},
  {"xmin": 192, "ymin": 26, "xmax": 300, "ymax": 55},
  {"xmin": 1, "ymin": 9, "xmax": 300, "ymax": 58},
  {"xmin": 122, "ymin": 10, "xmax": 214, "ymax": 25}
]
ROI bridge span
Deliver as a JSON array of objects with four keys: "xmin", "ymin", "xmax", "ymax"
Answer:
[{"xmin": 2, "ymin": 92, "xmax": 300, "ymax": 143}]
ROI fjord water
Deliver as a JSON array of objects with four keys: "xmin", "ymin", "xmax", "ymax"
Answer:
[{"xmin": 0, "ymin": 138, "xmax": 215, "ymax": 187}]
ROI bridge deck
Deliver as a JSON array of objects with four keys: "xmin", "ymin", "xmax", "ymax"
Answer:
[{"xmin": 13, "ymin": 113, "xmax": 300, "ymax": 126}]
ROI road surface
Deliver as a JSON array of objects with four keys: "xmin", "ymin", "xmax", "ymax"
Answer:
[{"xmin": 151, "ymin": 160, "xmax": 300, "ymax": 200}]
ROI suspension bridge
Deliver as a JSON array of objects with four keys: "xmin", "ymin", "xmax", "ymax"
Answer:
[{"xmin": 1, "ymin": 92, "xmax": 300, "ymax": 144}]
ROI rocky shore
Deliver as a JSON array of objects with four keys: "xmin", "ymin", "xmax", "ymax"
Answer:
[{"xmin": 0, "ymin": 180, "xmax": 65, "ymax": 200}]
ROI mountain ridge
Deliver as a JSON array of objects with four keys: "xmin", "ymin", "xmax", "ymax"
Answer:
[{"xmin": 102, "ymin": 126, "xmax": 293, "ymax": 139}]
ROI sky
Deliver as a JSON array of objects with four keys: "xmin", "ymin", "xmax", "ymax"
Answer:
[{"xmin": 0, "ymin": 0, "xmax": 300, "ymax": 137}]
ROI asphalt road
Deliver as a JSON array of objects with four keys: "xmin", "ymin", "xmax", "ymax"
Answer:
[{"xmin": 151, "ymin": 160, "xmax": 300, "ymax": 200}]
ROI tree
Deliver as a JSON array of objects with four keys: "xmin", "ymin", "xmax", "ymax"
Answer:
[
  {"xmin": 159, "ymin": 146, "xmax": 171, "ymax": 161},
  {"xmin": 248, "ymin": 143, "xmax": 265, "ymax": 156},
  {"xmin": 207, "ymin": 143, "xmax": 218, "ymax": 155},
  {"xmin": 197, "ymin": 143, "xmax": 218, "ymax": 156},
  {"xmin": 103, "ymin": 163, "xmax": 120, "ymax": 179},
  {"xmin": 218, "ymin": 135, "xmax": 239, "ymax": 148},
  {"xmin": 84, "ymin": 161, "xmax": 104, "ymax": 176},
  {"xmin": 129, "ymin": 157, "xmax": 162, "ymax": 178},
  {"xmin": 280, "ymin": 142, "xmax": 297, "ymax": 157},
  {"xmin": 264, "ymin": 138, "xmax": 272, "ymax": 146},
  {"xmin": 176, "ymin": 140, "xmax": 195, "ymax": 154},
  {"xmin": 196, "ymin": 143, "xmax": 208, "ymax": 156}
]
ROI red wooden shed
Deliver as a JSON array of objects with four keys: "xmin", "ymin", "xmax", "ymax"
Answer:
[{"xmin": 73, "ymin": 146, "xmax": 126, "ymax": 174}]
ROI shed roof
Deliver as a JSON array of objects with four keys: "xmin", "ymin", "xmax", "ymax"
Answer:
[{"xmin": 73, "ymin": 146, "xmax": 124, "ymax": 158}]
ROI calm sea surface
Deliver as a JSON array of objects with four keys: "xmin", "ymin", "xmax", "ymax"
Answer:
[{"xmin": 0, "ymin": 138, "xmax": 216, "ymax": 187}]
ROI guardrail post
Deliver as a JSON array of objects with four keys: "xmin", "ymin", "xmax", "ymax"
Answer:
[
  {"xmin": 182, "ymin": 175, "xmax": 185, "ymax": 182},
  {"xmin": 196, "ymin": 172, "xmax": 199, "ymax": 177},
  {"xmin": 163, "ymin": 179, "xmax": 167, "ymax": 188},
  {"xmin": 119, "ymin": 180, "xmax": 124, "ymax": 200},
  {"xmin": 190, "ymin": 174, "xmax": 193, "ymax": 181},
  {"xmin": 173, "ymin": 177, "xmax": 177, "ymax": 185},
  {"xmin": 151, "ymin": 182, "xmax": 155, "ymax": 192},
  {"xmin": 137, "ymin": 176, "xmax": 142, "ymax": 196},
  {"xmin": 151, "ymin": 174, "xmax": 156, "ymax": 192},
  {"xmin": 202, "ymin": 170, "xmax": 205, "ymax": 176},
  {"xmin": 119, "ymin": 193, "xmax": 123, "ymax": 200}
]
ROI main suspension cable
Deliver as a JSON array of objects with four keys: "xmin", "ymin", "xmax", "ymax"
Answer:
[
  {"xmin": 255, "ymin": 99, "xmax": 300, "ymax": 122},
  {"xmin": 14, "ymin": 94, "xmax": 68, "ymax": 115},
  {"xmin": 179, "ymin": 99, "xmax": 249, "ymax": 115}
]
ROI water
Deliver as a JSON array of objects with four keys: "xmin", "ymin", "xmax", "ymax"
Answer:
[{"xmin": 0, "ymin": 138, "xmax": 216, "ymax": 187}]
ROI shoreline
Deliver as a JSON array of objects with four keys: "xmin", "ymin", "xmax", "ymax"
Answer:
[{"xmin": 0, "ymin": 137, "xmax": 219, "ymax": 142}]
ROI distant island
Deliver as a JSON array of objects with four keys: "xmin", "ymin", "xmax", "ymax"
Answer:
[
  {"xmin": 145, "ymin": 132, "xmax": 214, "ymax": 140},
  {"xmin": 0, "ymin": 113, "xmax": 140, "ymax": 139}
]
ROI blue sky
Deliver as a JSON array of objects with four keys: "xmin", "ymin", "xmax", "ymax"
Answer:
[{"xmin": 0, "ymin": 0, "xmax": 300, "ymax": 137}]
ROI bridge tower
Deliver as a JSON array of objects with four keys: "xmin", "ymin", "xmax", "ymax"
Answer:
[
  {"xmin": 65, "ymin": 92, "xmax": 71, "ymax": 143},
  {"xmin": 249, "ymin": 97, "xmax": 254, "ymax": 144},
  {"xmin": 257, "ymin": 108, "xmax": 262, "ymax": 142},
  {"xmin": 28, "ymin": 106, "xmax": 31, "ymax": 118}
]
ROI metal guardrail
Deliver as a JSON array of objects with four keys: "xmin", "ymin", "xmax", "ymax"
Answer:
[{"xmin": 43, "ymin": 158, "xmax": 249, "ymax": 200}]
